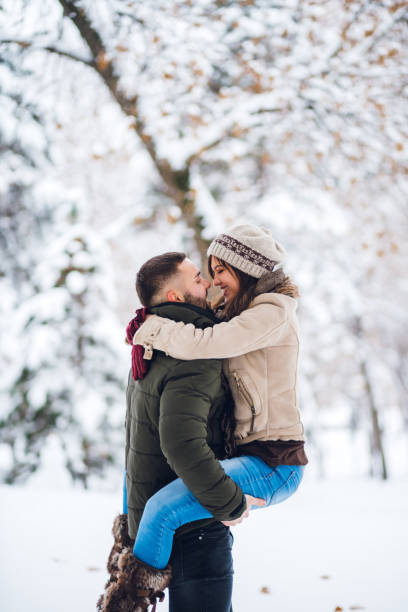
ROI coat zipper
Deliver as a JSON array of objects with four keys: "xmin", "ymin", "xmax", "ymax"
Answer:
[{"xmin": 233, "ymin": 373, "xmax": 256, "ymax": 434}]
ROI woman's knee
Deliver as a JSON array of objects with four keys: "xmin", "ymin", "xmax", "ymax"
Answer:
[
  {"xmin": 143, "ymin": 479, "xmax": 190, "ymax": 525},
  {"xmin": 143, "ymin": 493, "xmax": 167, "ymax": 524},
  {"xmin": 143, "ymin": 489, "xmax": 179, "ymax": 527}
]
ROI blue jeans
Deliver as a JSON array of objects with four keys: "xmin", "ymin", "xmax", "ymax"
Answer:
[
  {"xmin": 169, "ymin": 521, "xmax": 234, "ymax": 612},
  {"xmin": 133, "ymin": 456, "xmax": 304, "ymax": 569}
]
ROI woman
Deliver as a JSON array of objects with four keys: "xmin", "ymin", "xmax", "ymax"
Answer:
[{"xmin": 102, "ymin": 224, "xmax": 307, "ymax": 611}]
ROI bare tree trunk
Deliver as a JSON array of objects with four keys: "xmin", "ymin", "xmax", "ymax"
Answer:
[
  {"xmin": 351, "ymin": 316, "xmax": 388, "ymax": 480},
  {"xmin": 360, "ymin": 359, "xmax": 388, "ymax": 480},
  {"xmin": 58, "ymin": 0, "xmax": 211, "ymax": 264},
  {"xmin": 394, "ymin": 346, "xmax": 408, "ymax": 429}
]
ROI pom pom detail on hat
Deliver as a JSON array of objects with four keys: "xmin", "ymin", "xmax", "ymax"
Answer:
[{"xmin": 207, "ymin": 224, "xmax": 285, "ymax": 279}]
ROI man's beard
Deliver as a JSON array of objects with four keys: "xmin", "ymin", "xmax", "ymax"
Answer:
[{"xmin": 183, "ymin": 292, "xmax": 209, "ymax": 310}]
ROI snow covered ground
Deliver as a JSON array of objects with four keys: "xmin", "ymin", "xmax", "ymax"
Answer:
[{"xmin": 1, "ymin": 472, "xmax": 407, "ymax": 612}]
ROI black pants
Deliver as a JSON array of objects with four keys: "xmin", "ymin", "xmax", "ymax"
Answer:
[{"xmin": 168, "ymin": 521, "xmax": 234, "ymax": 612}]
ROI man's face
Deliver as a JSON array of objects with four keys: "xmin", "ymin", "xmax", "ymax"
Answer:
[{"xmin": 177, "ymin": 258, "xmax": 211, "ymax": 309}]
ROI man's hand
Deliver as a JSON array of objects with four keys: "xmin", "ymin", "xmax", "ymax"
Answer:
[{"xmin": 221, "ymin": 494, "xmax": 266, "ymax": 527}]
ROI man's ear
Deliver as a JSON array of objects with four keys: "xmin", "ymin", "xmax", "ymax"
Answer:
[{"xmin": 167, "ymin": 289, "xmax": 185, "ymax": 303}]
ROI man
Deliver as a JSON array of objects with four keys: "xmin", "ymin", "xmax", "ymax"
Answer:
[{"xmin": 99, "ymin": 252, "xmax": 251, "ymax": 612}]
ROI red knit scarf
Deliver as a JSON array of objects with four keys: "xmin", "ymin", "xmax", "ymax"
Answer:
[{"xmin": 126, "ymin": 307, "xmax": 149, "ymax": 380}]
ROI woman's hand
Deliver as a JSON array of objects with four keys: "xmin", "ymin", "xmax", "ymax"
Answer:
[{"xmin": 221, "ymin": 494, "xmax": 266, "ymax": 527}]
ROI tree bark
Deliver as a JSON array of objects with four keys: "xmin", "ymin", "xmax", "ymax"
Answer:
[
  {"xmin": 352, "ymin": 316, "xmax": 388, "ymax": 480},
  {"xmin": 360, "ymin": 359, "xmax": 388, "ymax": 480}
]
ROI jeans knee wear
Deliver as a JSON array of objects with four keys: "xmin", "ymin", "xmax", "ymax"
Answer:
[{"xmin": 133, "ymin": 456, "xmax": 304, "ymax": 568}]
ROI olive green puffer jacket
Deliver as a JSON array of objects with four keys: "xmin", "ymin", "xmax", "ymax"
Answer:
[{"xmin": 125, "ymin": 302, "xmax": 245, "ymax": 540}]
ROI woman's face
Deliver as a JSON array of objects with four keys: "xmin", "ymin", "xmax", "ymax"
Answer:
[{"xmin": 211, "ymin": 257, "xmax": 240, "ymax": 303}]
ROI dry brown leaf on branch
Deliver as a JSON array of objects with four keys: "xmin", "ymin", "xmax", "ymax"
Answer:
[
  {"xmin": 132, "ymin": 216, "xmax": 148, "ymax": 226},
  {"xmin": 96, "ymin": 52, "xmax": 110, "ymax": 72},
  {"xmin": 167, "ymin": 213, "xmax": 178, "ymax": 225},
  {"xmin": 231, "ymin": 125, "xmax": 243, "ymax": 138}
]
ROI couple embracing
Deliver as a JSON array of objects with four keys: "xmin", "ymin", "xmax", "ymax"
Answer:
[{"xmin": 97, "ymin": 224, "xmax": 308, "ymax": 612}]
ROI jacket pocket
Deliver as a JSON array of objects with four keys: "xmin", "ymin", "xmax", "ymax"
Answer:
[{"xmin": 230, "ymin": 370, "xmax": 261, "ymax": 434}]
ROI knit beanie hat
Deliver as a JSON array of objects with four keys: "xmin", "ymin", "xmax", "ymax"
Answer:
[{"xmin": 207, "ymin": 224, "xmax": 285, "ymax": 279}]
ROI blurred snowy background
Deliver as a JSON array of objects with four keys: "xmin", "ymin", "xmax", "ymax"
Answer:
[{"xmin": 1, "ymin": 1, "xmax": 407, "ymax": 611}]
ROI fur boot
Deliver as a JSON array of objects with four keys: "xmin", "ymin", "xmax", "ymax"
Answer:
[
  {"xmin": 107, "ymin": 514, "xmax": 134, "ymax": 580},
  {"xmin": 97, "ymin": 548, "xmax": 172, "ymax": 612},
  {"xmin": 97, "ymin": 514, "xmax": 134, "ymax": 610}
]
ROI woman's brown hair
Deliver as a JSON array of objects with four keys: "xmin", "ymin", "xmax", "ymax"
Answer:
[{"xmin": 208, "ymin": 255, "xmax": 299, "ymax": 320}]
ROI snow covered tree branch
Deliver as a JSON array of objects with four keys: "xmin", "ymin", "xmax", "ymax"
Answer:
[{"xmin": 1, "ymin": 39, "xmax": 94, "ymax": 66}]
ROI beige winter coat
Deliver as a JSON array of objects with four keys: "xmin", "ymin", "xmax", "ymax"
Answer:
[{"xmin": 133, "ymin": 293, "xmax": 305, "ymax": 444}]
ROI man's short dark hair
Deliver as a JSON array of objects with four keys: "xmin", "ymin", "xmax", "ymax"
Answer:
[{"xmin": 136, "ymin": 252, "xmax": 186, "ymax": 307}]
